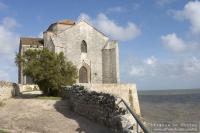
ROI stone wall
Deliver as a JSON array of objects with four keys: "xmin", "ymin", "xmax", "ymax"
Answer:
[
  {"xmin": 78, "ymin": 83, "xmax": 141, "ymax": 115},
  {"xmin": 19, "ymin": 84, "xmax": 40, "ymax": 92},
  {"xmin": 102, "ymin": 41, "xmax": 120, "ymax": 83},
  {"xmin": 102, "ymin": 48, "xmax": 117, "ymax": 83},
  {"xmin": 0, "ymin": 81, "xmax": 40, "ymax": 100},
  {"xmin": 62, "ymin": 85, "xmax": 138, "ymax": 133},
  {"xmin": 0, "ymin": 81, "xmax": 19, "ymax": 100},
  {"xmin": 44, "ymin": 21, "xmax": 120, "ymax": 84}
]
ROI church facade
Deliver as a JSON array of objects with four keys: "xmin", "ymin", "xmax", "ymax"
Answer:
[{"xmin": 19, "ymin": 20, "xmax": 120, "ymax": 84}]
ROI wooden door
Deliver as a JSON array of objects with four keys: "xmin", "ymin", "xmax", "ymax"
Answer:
[{"xmin": 79, "ymin": 66, "xmax": 88, "ymax": 83}]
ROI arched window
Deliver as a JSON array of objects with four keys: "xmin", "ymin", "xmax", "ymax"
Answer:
[{"xmin": 81, "ymin": 40, "xmax": 87, "ymax": 53}]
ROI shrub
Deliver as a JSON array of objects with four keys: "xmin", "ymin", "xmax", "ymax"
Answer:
[{"xmin": 15, "ymin": 48, "xmax": 78, "ymax": 96}]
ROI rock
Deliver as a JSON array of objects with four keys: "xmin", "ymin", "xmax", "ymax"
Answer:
[{"xmin": 62, "ymin": 85, "xmax": 137, "ymax": 132}]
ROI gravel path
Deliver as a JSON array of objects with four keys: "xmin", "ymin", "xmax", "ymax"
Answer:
[{"xmin": 0, "ymin": 98, "xmax": 111, "ymax": 133}]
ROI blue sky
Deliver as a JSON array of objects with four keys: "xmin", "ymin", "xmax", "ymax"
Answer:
[{"xmin": 0, "ymin": 0, "xmax": 200, "ymax": 90}]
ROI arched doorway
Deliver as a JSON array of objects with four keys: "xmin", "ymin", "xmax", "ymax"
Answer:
[{"xmin": 79, "ymin": 66, "xmax": 88, "ymax": 83}]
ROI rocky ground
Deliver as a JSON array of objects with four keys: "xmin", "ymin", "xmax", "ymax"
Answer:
[{"xmin": 0, "ymin": 98, "xmax": 111, "ymax": 133}]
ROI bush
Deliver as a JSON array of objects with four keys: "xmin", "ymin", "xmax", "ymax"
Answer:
[{"xmin": 15, "ymin": 48, "xmax": 78, "ymax": 96}]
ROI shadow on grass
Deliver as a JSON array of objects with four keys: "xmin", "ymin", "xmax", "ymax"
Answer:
[{"xmin": 54, "ymin": 100, "xmax": 111, "ymax": 133}]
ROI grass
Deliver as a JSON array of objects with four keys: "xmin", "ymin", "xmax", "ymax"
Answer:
[
  {"xmin": 0, "ymin": 129, "xmax": 9, "ymax": 133},
  {"xmin": 0, "ymin": 101, "xmax": 5, "ymax": 107},
  {"xmin": 36, "ymin": 96, "xmax": 62, "ymax": 100}
]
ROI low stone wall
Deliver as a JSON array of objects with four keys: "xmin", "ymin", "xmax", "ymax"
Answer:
[
  {"xmin": 78, "ymin": 83, "xmax": 141, "ymax": 115},
  {"xmin": 0, "ymin": 81, "xmax": 40, "ymax": 100},
  {"xmin": 62, "ymin": 85, "xmax": 138, "ymax": 133},
  {"xmin": 0, "ymin": 81, "xmax": 19, "ymax": 100},
  {"xmin": 19, "ymin": 84, "xmax": 40, "ymax": 92}
]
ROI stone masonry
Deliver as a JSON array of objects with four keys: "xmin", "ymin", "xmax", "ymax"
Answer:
[
  {"xmin": 62, "ymin": 85, "xmax": 139, "ymax": 133},
  {"xmin": 19, "ymin": 20, "xmax": 120, "ymax": 84},
  {"xmin": 0, "ymin": 81, "xmax": 40, "ymax": 100}
]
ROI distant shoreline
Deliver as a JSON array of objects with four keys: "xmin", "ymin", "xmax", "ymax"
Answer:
[{"xmin": 138, "ymin": 88, "xmax": 200, "ymax": 95}]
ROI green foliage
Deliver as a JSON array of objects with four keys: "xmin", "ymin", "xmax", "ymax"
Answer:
[
  {"xmin": 0, "ymin": 129, "xmax": 9, "ymax": 133},
  {"xmin": 15, "ymin": 48, "xmax": 78, "ymax": 96},
  {"xmin": 0, "ymin": 101, "xmax": 5, "ymax": 107}
]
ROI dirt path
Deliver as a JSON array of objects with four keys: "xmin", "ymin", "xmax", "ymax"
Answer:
[{"xmin": 0, "ymin": 98, "xmax": 111, "ymax": 133}]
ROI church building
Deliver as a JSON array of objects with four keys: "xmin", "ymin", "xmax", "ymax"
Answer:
[{"xmin": 18, "ymin": 20, "xmax": 120, "ymax": 84}]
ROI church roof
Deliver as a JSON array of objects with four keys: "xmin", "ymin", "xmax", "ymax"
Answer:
[
  {"xmin": 46, "ymin": 19, "xmax": 75, "ymax": 32},
  {"xmin": 57, "ymin": 19, "xmax": 75, "ymax": 25},
  {"xmin": 20, "ymin": 37, "xmax": 44, "ymax": 46}
]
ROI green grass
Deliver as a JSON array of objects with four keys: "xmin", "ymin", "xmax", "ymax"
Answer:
[
  {"xmin": 0, "ymin": 129, "xmax": 9, "ymax": 133},
  {"xmin": 0, "ymin": 101, "xmax": 5, "ymax": 107},
  {"xmin": 36, "ymin": 96, "xmax": 62, "ymax": 100},
  {"xmin": 138, "ymin": 88, "xmax": 200, "ymax": 95}
]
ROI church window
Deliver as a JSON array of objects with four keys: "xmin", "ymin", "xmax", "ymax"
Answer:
[{"xmin": 81, "ymin": 40, "xmax": 87, "ymax": 53}]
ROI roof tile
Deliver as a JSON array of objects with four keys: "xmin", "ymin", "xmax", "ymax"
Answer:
[{"xmin": 20, "ymin": 37, "xmax": 44, "ymax": 46}]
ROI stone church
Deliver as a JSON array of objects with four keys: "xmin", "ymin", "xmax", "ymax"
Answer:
[{"xmin": 19, "ymin": 20, "xmax": 120, "ymax": 84}]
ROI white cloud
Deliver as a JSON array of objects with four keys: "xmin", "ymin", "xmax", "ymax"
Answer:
[
  {"xmin": 164, "ymin": 1, "xmax": 200, "ymax": 53},
  {"xmin": 155, "ymin": 0, "xmax": 177, "ymax": 6},
  {"xmin": 161, "ymin": 33, "xmax": 186, "ymax": 52},
  {"xmin": 127, "ymin": 56, "xmax": 200, "ymax": 78},
  {"xmin": 129, "ymin": 56, "xmax": 158, "ymax": 77},
  {"xmin": 183, "ymin": 57, "xmax": 200, "ymax": 75},
  {"xmin": 78, "ymin": 13, "xmax": 91, "ymax": 22},
  {"xmin": 145, "ymin": 56, "xmax": 157, "ymax": 66},
  {"xmin": 161, "ymin": 33, "xmax": 200, "ymax": 53},
  {"xmin": 122, "ymin": 56, "xmax": 200, "ymax": 89},
  {"xmin": 0, "ymin": 17, "xmax": 19, "ymax": 81},
  {"xmin": 0, "ymin": 70, "xmax": 9, "ymax": 81},
  {"xmin": 78, "ymin": 13, "xmax": 141, "ymax": 41},
  {"xmin": 130, "ymin": 67, "xmax": 145, "ymax": 76},
  {"xmin": 107, "ymin": 7, "xmax": 127, "ymax": 13},
  {"xmin": 173, "ymin": 1, "xmax": 200, "ymax": 34},
  {"xmin": 0, "ymin": 17, "xmax": 19, "ymax": 57},
  {"xmin": 2, "ymin": 17, "xmax": 20, "ymax": 29}
]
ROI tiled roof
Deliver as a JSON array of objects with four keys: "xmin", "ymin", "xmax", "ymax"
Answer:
[
  {"xmin": 20, "ymin": 37, "xmax": 44, "ymax": 45},
  {"xmin": 57, "ymin": 19, "xmax": 75, "ymax": 25},
  {"xmin": 46, "ymin": 19, "xmax": 75, "ymax": 32}
]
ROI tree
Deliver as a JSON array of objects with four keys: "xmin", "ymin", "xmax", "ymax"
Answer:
[{"xmin": 16, "ymin": 48, "xmax": 78, "ymax": 96}]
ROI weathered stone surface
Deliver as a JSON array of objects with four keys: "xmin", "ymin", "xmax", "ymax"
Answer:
[
  {"xmin": 19, "ymin": 20, "xmax": 120, "ymax": 84},
  {"xmin": 79, "ymin": 83, "xmax": 141, "ymax": 115},
  {"xmin": 0, "ymin": 81, "xmax": 40, "ymax": 100},
  {"xmin": 62, "ymin": 85, "xmax": 137, "ymax": 132},
  {"xmin": 0, "ymin": 81, "xmax": 19, "ymax": 100},
  {"xmin": 19, "ymin": 84, "xmax": 40, "ymax": 92}
]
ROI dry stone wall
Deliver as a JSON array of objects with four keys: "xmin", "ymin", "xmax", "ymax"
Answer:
[
  {"xmin": 78, "ymin": 83, "xmax": 141, "ymax": 115},
  {"xmin": 62, "ymin": 85, "xmax": 138, "ymax": 133},
  {"xmin": 19, "ymin": 84, "xmax": 40, "ymax": 92},
  {"xmin": 0, "ymin": 81, "xmax": 19, "ymax": 100},
  {"xmin": 0, "ymin": 81, "xmax": 40, "ymax": 100}
]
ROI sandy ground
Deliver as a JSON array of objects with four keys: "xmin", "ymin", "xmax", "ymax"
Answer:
[{"xmin": 0, "ymin": 98, "xmax": 111, "ymax": 133}]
